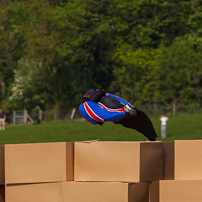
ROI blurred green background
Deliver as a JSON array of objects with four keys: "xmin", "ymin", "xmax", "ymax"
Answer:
[{"xmin": 0, "ymin": 113, "xmax": 201, "ymax": 145}]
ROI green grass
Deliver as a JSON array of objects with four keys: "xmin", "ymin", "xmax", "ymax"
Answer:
[{"xmin": 0, "ymin": 113, "xmax": 202, "ymax": 145}]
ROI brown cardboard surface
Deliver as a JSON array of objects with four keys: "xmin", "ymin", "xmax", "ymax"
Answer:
[
  {"xmin": 0, "ymin": 186, "xmax": 5, "ymax": 202},
  {"xmin": 149, "ymin": 181, "xmax": 159, "ymax": 202},
  {"xmin": 63, "ymin": 181, "xmax": 149, "ymax": 202},
  {"xmin": 66, "ymin": 142, "xmax": 74, "ymax": 181},
  {"xmin": 175, "ymin": 140, "xmax": 202, "ymax": 180},
  {"xmin": 74, "ymin": 141, "xmax": 162, "ymax": 182},
  {"xmin": 6, "ymin": 182, "xmax": 63, "ymax": 202},
  {"xmin": 5, "ymin": 142, "xmax": 69, "ymax": 184},
  {"xmin": 150, "ymin": 180, "xmax": 202, "ymax": 202},
  {"xmin": 140, "ymin": 142, "xmax": 162, "ymax": 182},
  {"xmin": 128, "ymin": 182, "xmax": 149, "ymax": 202},
  {"xmin": 6, "ymin": 181, "xmax": 149, "ymax": 202},
  {"xmin": 0, "ymin": 146, "xmax": 4, "ymax": 185},
  {"xmin": 162, "ymin": 141, "xmax": 174, "ymax": 180},
  {"xmin": 0, "ymin": 195, "xmax": 3, "ymax": 202}
]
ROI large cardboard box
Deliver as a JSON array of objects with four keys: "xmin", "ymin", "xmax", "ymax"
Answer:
[
  {"xmin": 0, "ymin": 186, "xmax": 4, "ymax": 202},
  {"xmin": 74, "ymin": 141, "xmax": 162, "ymax": 182},
  {"xmin": 0, "ymin": 146, "xmax": 4, "ymax": 185},
  {"xmin": 6, "ymin": 181, "xmax": 149, "ymax": 202},
  {"xmin": 63, "ymin": 181, "xmax": 149, "ymax": 202},
  {"xmin": 150, "ymin": 180, "xmax": 202, "ymax": 202},
  {"xmin": 175, "ymin": 140, "xmax": 202, "ymax": 180},
  {"xmin": 5, "ymin": 142, "xmax": 74, "ymax": 184},
  {"xmin": 6, "ymin": 182, "xmax": 63, "ymax": 202},
  {"xmin": 162, "ymin": 141, "xmax": 174, "ymax": 180}
]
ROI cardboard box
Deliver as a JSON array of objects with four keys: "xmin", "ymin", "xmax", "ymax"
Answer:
[
  {"xmin": 175, "ymin": 140, "xmax": 202, "ymax": 180},
  {"xmin": 0, "ymin": 186, "xmax": 4, "ymax": 202},
  {"xmin": 0, "ymin": 146, "xmax": 4, "ymax": 185},
  {"xmin": 63, "ymin": 181, "xmax": 149, "ymax": 202},
  {"xmin": 150, "ymin": 180, "xmax": 202, "ymax": 202},
  {"xmin": 6, "ymin": 181, "xmax": 149, "ymax": 202},
  {"xmin": 162, "ymin": 141, "xmax": 174, "ymax": 180},
  {"xmin": 74, "ymin": 141, "xmax": 162, "ymax": 182},
  {"xmin": 6, "ymin": 182, "xmax": 63, "ymax": 202},
  {"xmin": 5, "ymin": 142, "xmax": 74, "ymax": 184}
]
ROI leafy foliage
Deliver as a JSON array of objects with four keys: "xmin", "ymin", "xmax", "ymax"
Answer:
[
  {"xmin": 0, "ymin": 0, "xmax": 202, "ymax": 112},
  {"xmin": 11, "ymin": 58, "xmax": 43, "ymax": 109}
]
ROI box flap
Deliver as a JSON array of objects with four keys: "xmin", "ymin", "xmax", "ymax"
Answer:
[
  {"xmin": 149, "ymin": 181, "xmax": 159, "ymax": 202},
  {"xmin": 66, "ymin": 142, "xmax": 74, "ymax": 181},
  {"xmin": 162, "ymin": 141, "xmax": 174, "ymax": 180},
  {"xmin": 140, "ymin": 142, "xmax": 162, "ymax": 181}
]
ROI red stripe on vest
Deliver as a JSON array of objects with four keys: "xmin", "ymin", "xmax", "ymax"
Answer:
[{"xmin": 84, "ymin": 102, "xmax": 104, "ymax": 123}]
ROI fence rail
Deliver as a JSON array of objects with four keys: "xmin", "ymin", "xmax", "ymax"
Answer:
[
  {"xmin": 6, "ymin": 108, "xmax": 83, "ymax": 124},
  {"xmin": 4, "ymin": 103, "xmax": 202, "ymax": 124}
]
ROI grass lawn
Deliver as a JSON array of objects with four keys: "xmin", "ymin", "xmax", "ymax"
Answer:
[{"xmin": 0, "ymin": 113, "xmax": 201, "ymax": 145}]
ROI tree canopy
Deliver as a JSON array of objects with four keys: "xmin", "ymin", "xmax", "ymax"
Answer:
[{"xmin": 0, "ymin": 0, "xmax": 202, "ymax": 112}]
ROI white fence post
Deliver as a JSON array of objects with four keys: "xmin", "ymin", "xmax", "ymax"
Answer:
[{"xmin": 70, "ymin": 108, "xmax": 76, "ymax": 120}]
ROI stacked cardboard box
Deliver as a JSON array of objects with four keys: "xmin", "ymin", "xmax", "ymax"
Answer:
[
  {"xmin": 74, "ymin": 141, "xmax": 163, "ymax": 182},
  {"xmin": 5, "ymin": 181, "xmax": 149, "ymax": 202},
  {"xmin": 73, "ymin": 141, "xmax": 164, "ymax": 202},
  {"xmin": 1, "ymin": 142, "xmax": 74, "ymax": 202},
  {"xmin": 5, "ymin": 139, "xmax": 202, "ymax": 201},
  {"xmin": 0, "ymin": 140, "xmax": 170, "ymax": 202},
  {"xmin": 150, "ymin": 140, "xmax": 202, "ymax": 202}
]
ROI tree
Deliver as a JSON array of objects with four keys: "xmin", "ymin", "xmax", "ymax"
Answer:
[
  {"xmin": 109, "ymin": 0, "xmax": 192, "ymax": 104},
  {"xmin": 157, "ymin": 37, "xmax": 202, "ymax": 105},
  {"xmin": 0, "ymin": 0, "xmax": 28, "ymax": 105},
  {"xmin": 110, "ymin": 43, "xmax": 161, "ymax": 105},
  {"xmin": 11, "ymin": 58, "xmax": 43, "ymax": 110},
  {"xmin": 1, "ymin": 0, "xmax": 202, "ymax": 112}
]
